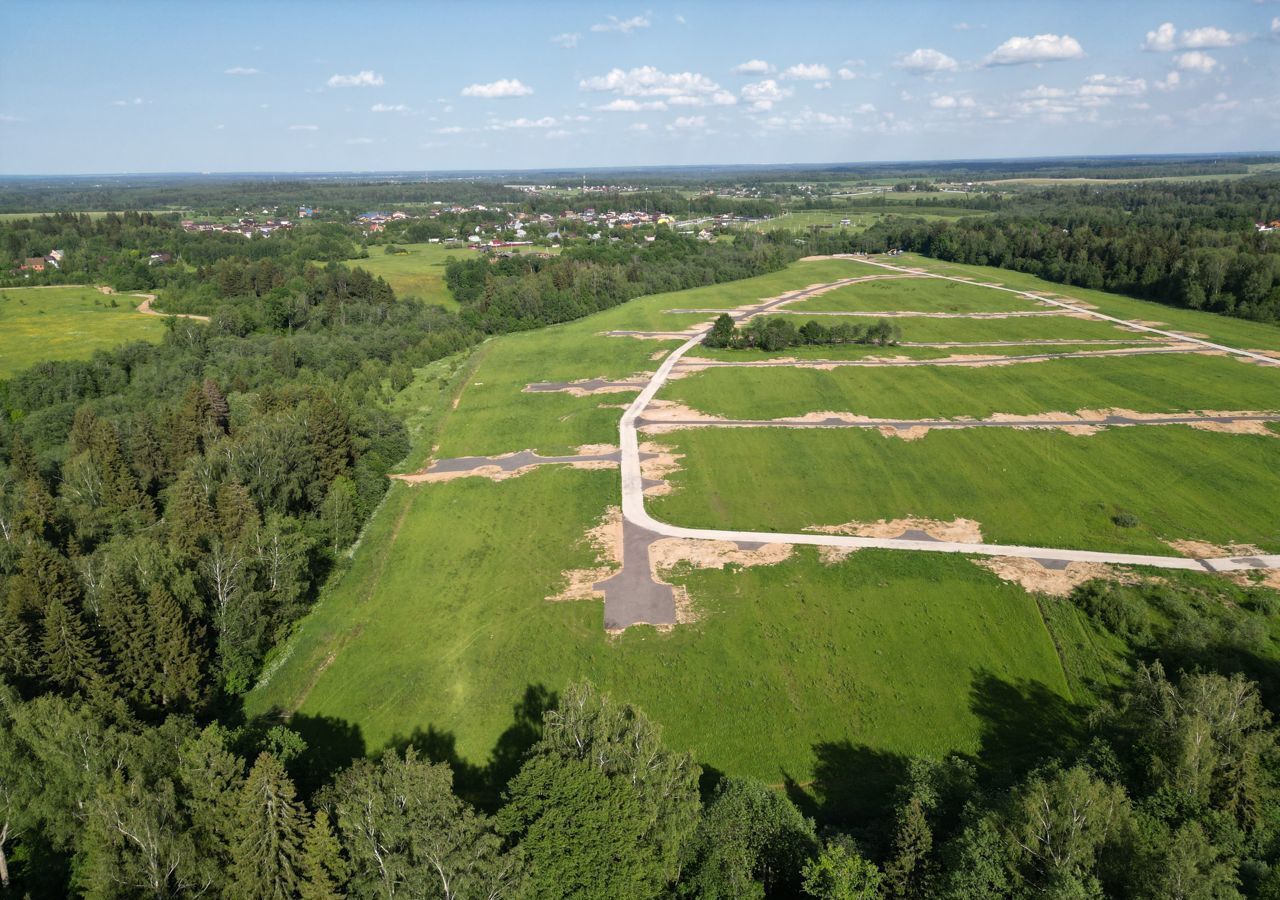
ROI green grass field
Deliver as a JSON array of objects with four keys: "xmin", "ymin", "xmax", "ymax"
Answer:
[
  {"xmin": 0, "ymin": 285, "xmax": 168, "ymax": 377},
  {"xmin": 662, "ymin": 353, "xmax": 1280, "ymax": 420},
  {"xmin": 649, "ymin": 426, "xmax": 1280, "ymax": 553},
  {"xmin": 349, "ymin": 243, "xmax": 465, "ymax": 310},
  {"xmin": 246, "ymin": 252, "xmax": 1280, "ymax": 799},
  {"xmin": 249, "ymin": 465, "xmax": 1072, "ymax": 784},
  {"xmin": 788, "ymin": 277, "xmax": 1046, "ymax": 313}
]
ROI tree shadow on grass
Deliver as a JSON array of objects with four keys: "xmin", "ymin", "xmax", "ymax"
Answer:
[
  {"xmin": 784, "ymin": 741, "xmax": 910, "ymax": 835},
  {"xmin": 382, "ymin": 683, "xmax": 558, "ymax": 813},
  {"xmin": 967, "ymin": 670, "xmax": 1087, "ymax": 790}
]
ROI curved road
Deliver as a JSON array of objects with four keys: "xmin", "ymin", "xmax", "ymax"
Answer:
[{"xmin": 617, "ymin": 258, "xmax": 1280, "ymax": 574}]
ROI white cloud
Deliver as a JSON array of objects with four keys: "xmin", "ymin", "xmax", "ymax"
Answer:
[
  {"xmin": 1019, "ymin": 85, "xmax": 1069, "ymax": 99},
  {"xmin": 1079, "ymin": 74, "xmax": 1147, "ymax": 97},
  {"xmin": 732, "ymin": 59, "xmax": 773, "ymax": 75},
  {"xmin": 759, "ymin": 109, "xmax": 854, "ymax": 131},
  {"xmin": 1143, "ymin": 22, "xmax": 1178, "ymax": 52},
  {"xmin": 781, "ymin": 63, "xmax": 831, "ymax": 81},
  {"xmin": 545, "ymin": 129, "xmax": 571, "ymax": 139},
  {"xmin": 669, "ymin": 114, "xmax": 706, "ymax": 129},
  {"xmin": 551, "ymin": 32, "xmax": 580, "ymax": 48},
  {"xmin": 627, "ymin": 122, "xmax": 649, "ymax": 132},
  {"xmin": 487, "ymin": 116, "xmax": 558, "ymax": 129},
  {"xmin": 327, "ymin": 70, "xmax": 384, "ymax": 88},
  {"xmin": 1144, "ymin": 22, "xmax": 1249, "ymax": 51},
  {"xmin": 371, "ymin": 103, "xmax": 409, "ymax": 113},
  {"xmin": 855, "ymin": 103, "xmax": 877, "ymax": 114},
  {"xmin": 434, "ymin": 125, "xmax": 466, "ymax": 134},
  {"xmin": 289, "ymin": 124, "xmax": 319, "ymax": 131},
  {"xmin": 837, "ymin": 67, "xmax": 860, "ymax": 80},
  {"xmin": 461, "ymin": 78, "xmax": 534, "ymax": 98},
  {"xmin": 214, "ymin": 123, "xmax": 225, "ymax": 130},
  {"xmin": 930, "ymin": 94, "xmax": 976, "ymax": 109},
  {"xmin": 985, "ymin": 33, "xmax": 1084, "ymax": 65},
  {"xmin": 580, "ymin": 66, "xmax": 735, "ymax": 106},
  {"xmin": 1154, "ymin": 71, "xmax": 1182, "ymax": 91},
  {"xmin": 111, "ymin": 97, "xmax": 145, "ymax": 106},
  {"xmin": 675, "ymin": 14, "xmax": 685, "ymax": 25},
  {"xmin": 741, "ymin": 79, "xmax": 792, "ymax": 110},
  {"xmin": 597, "ymin": 98, "xmax": 668, "ymax": 112},
  {"xmin": 813, "ymin": 81, "xmax": 832, "ymax": 90},
  {"xmin": 0, "ymin": 114, "xmax": 23, "ymax": 123},
  {"xmin": 895, "ymin": 48, "xmax": 958, "ymax": 73},
  {"xmin": 591, "ymin": 14, "xmax": 650, "ymax": 33},
  {"xmin": 224, "ymin": 66, "xmax": 259, "ymax": 76},
  {"xmin": 1175, "ymin": 50, "xmax": 1218, "ymax": 72},
  {"xmin": 1273, "ymin": 17, "xmax": 1279, "ymax": 35},
  {"xmin": 346, "ymin": 137, "xmax": 374, "ymax": 145},
  {"xmin": 1181, "ymin": 26, "xmax": 1247, "ymax": 48}
]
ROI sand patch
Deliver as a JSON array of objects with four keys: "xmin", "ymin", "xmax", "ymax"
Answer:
[
  {"xmin": 650, "ymin": 349, "xmax": 668, "ymax": 361},
  {"xmin": 1188, "ymin": 420, "xmax": 1278, "ymax": 437},
  {"xmin": 550, "ymin": 507, "xmax": 623, "ymax": 602},
  {"xmin": 649, "ymin": 538, "xmax": 794, "ymax": 573},
  {"xmin": 879, "ymin": 425, "xmax": 931, "ymax": 441},
  {"xmin": 972, "ymin": 556, "xmax": 1123, "ymax": 596},
  {"xmin": 523, "ymin": 376, "xmax": 649, "ymax": 397},
  {"xmin": 808, "ymin": 516, "xmax": 984, "ymax": 543},
  {"xmin": 1163, "ymin": 539, "xmax": 1267, "ymax": 559},
  {"xmin": 639, "ymin": 441, "xmax": 684, "ymax": 496},
  {"xmin": 818, "ymin": 546, "xmax": 858, "ymax": 564},
  {"xmin": 640, "ymin": 399, "xmax": 727, "ymax": 423}
]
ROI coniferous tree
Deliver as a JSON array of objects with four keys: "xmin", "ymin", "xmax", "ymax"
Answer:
[
  {"xmin": 298, "ymin": 810, "xmax": 349, "ymax": 900},
  {"xmin": 39, "ymin": 598, "xmax": 102, "ymax": 692},
  {"xmin": 230, "ymin": 753, "xmax": 306, "ymax": 900},
  {"xmin": 146, "ymin": 583, "xmax": 205, "ymax": 711}
]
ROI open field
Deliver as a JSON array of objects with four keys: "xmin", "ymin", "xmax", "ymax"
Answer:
[
  {"xmin": 348, "ymin": 242, "xmax": 465, "ymax": 309},
  {"xmin": 649, "ymin": 426, "xmax": 1280, "ymax": 554},
  {"xmin": 753, "ymin": 206, "xmax": 987, "ymax": 233},
  {"xmin": 249, "ymin": 252, "xmax": 1280, "ymax": 798},
  {"xmin": 661, "ymin": 353, "xmax": 1280, "ymax": 420},
  {"xmin": 786, "ymin": 277, "xmax": 1045, "ymax": 313},
  {"xmin": 249, "ymin": 465, "xmax": 1073, "ymax": 784},
  {"xmin": 0, "ymin": 285, "xmax": 168, "ymax": 377}
]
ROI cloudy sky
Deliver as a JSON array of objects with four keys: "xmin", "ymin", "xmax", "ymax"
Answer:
[{"xmin": 2, "ymin": 0, "xmax": 1278, "ymax": 174}]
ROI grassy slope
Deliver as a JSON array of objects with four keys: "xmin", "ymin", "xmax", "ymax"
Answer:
[
  {"xmin": 788, "ymin": 278, "xmax": 1037, "ymax": 313},
  {"xmin": 662, "ymin": 353, "xmax": 1280, "ymax": 420},
  {"xmin": 247, "ymin": 253, "xmax": 1280, "ymax": 792},
  {"xmin": 250, "ymin": 463, "xmax": 1070, "ymax": 782},
  {"xmin": 649, "ymin": 426, "xmax": 1280, "ymax": 553},
  {"xmin": 0, "ymin": 285, "xmax": 168, "ymax": 377}
]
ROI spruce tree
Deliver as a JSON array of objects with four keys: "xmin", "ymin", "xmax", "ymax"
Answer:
[
  {"xmin": 307, "ymin": 394, "xmax": 353, "ymax": 483},
  {"xmin": 146, "ymin": 583, "xmax": 205, "ymax": 711},
  {"xmin": 98, "ymin": 575, "xmax": 151, "ymax": 702},
  {"xmin": 202, "ymin": 379, "xmax": 231, "ymax": 433},
  {"xmin": 230, "ymin": 753, "xmax": 306, "ymax": 900},
  {"xmin": 39, "ymin": 598, "xmax": 102, "ymax": 692},
  {"xmin": 167, "ymin": 466, "xmax": 214, "ymax": 558},
  {"xmin": 298, "ymin": 810, "xmax": 349, "ymax": 900}
]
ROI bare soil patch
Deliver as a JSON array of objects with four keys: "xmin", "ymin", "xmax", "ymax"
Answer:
[
  {"xmin": 972, "ymin": 556, "xmax": 1124, "ymax": 596},
  {"xmin": 1163, "ymin": 539, "xmax": 1267, "ymax": 559},
  {"xmin": 649, "ymin": 538, "xmax": 794, "ymax": 574},
  {"xmin": 391, "ymin": 444, "xmax": 619, "ymax": 484},
  {"xmin": 639, "ymin": 441, "xmax": 684, "ymax": 496},
  {"xmin": 808, "ymin": 516, "xmax": 984, "ymax": 543},
  {"xmin": 550, "ymin": 506, "xmax": 623, "ymax": 602},
  {"xmin": 818, "ymin": 546, "xmax": 858, "ymax": 564}
]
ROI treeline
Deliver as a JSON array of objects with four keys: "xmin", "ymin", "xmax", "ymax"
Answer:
[
  {"xmin": 445, "ymin": 230, "xmax": 797, "ymax": 332},
  {"xmin": 794, "ymin": 180, "xmax": 1280, "ymax": 322},
  {"xmin": 704, "ymin": 313, "xmax": 900, "ymax": 351},
  {"xmin": 525, "ymin": 191, "xmax": 780, "ymax": 219}
]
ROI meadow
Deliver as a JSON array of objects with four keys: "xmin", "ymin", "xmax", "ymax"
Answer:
[
  {"xmin": 249, "ymin": 464, "xmax": 1075, "ymax": 786},
  {"xmin": 661, "ymin": 353, "xmax": 1280, "ymax": 420},
  {"xmin": 248, "ymin": 251, "xmax": 1280, "ymax": 799},
  {"xmin": 0, "ymin": 285, "xmax": 168, "ymax": 377},
  {"xmin": 786, "ymin": 277, "xmax": 1050, "ymax": 313},
  {"xmin": 649, "ymin": 426, "xmax": 1280, "ymax": 553}
]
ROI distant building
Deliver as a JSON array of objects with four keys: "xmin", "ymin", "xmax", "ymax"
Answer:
[{"xmin": 21, "ymin": 257, "xmax": 45, "ymax": 272}]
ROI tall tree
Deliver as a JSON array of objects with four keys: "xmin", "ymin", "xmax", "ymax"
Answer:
[{"xmin": 230, "ymin": 752, "xmax": 306, "ymax": 900}]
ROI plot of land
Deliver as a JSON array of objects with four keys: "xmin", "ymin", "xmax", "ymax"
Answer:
[
  {"xmin": 649, "ymin": 426, "xmax": 1280, "ymax": 554},
  {"xmin": 0, "ymin": 285, "xmax": 168, "ymax": 377},
  {"xmin": 785, "ymin": 277, "xmax": 1040, "ymax": 313}
]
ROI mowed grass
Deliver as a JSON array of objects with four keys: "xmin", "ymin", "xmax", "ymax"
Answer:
[
  {"xmin": 787, "ymin": 277, "xmax": 1038, "ymax": 313},
  {"xmin": 662, "ymin": 353, "xmax": 1280, "ymax": 420},
  {"xmin": 0, "ymin": 286, "xmax": 167, "ymax": 377},
  {"xmin": 649, "ymin": 426, "xmax": 1280, "ymax": 553},
  {"xmin": 689, "ymin": 342, "xmax": 1160, "ymax": 362},
  {"xmin": 350, "ymin": 243, "xmax": 463, "ymax": 309},
  {"xmin": 248, "ymin": 465, "xmax": 1071, "ymax": 784},
  {"xmin": 892, "ymin": 253, "xmax": 1280, "ymax": 352}
]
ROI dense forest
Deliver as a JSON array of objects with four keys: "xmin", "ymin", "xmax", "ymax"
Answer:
[{"xmin": 800, "ymin": 180, "xmax": 1280, "ymax": 322}]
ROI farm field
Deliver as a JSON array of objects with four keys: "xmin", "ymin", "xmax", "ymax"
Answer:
[
  {"xmin": 649, "ymin": 426, "xmax": 1280, "ymax": 554},
  {"xmin": 249, "ymin": 252, "xmax": 1280, "ymax": 800},
  {"xmin": 348, "ymin": 242, "xmax": 465, "ymax": 310},
  {"xmin": 0, "ymin": 285, "xmax": 168, "ymax": 377}
]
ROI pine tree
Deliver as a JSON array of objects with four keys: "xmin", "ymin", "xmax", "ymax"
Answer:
[
  {"xmin": 230, "ymin": 753, "xmax": 306, "ymax": 900},
  {"xmin": 146, "ymin": 583, "xmax": 205, "ymax": 711},
  {"xmin": 39, "ymin": 598, "xmax": 102, "ymax": 692},
  {"xmin": 68, "ymin": 406, "xmax": 100, "ymax": 457},
  {"xmin": 6, "ymin": 434, "xmax": 39, "ymax": 482},
  {"xmin": 884, "ymin": 796, "xmax": 933, "ymax": 899},
  {"xmin": 215, "ymin": 481, "xmax": 258, "ymax": 545},
  {"xmin": 298, "ymin": 810, "xmax": 349, "ymax": 900}
]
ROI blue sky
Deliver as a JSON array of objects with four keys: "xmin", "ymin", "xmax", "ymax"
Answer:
[{"xmin": 2, "ymin": 0, "xmax": 1278, "ymax": 174}]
